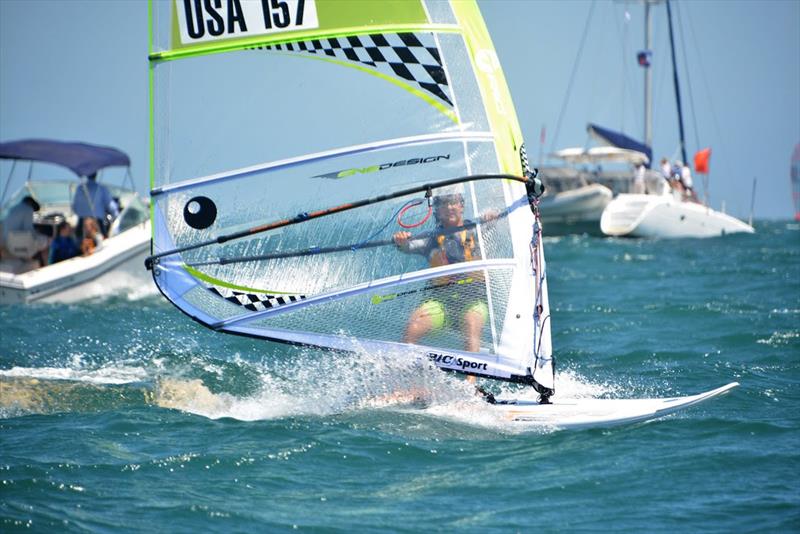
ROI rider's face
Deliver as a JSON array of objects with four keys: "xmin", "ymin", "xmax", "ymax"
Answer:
[{"xmin": 436, "ymin": 198, "xmax": 463, "ymax": 226}]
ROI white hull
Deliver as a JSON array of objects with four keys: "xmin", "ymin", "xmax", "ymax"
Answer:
[
  {"xmin": 600, "ymin": 193, "xmax": 754, "ymax": 238},
  {"xmin": 539, "ymin": 183, "xmax": 613, "ymax": 224},
  {"xmin": 0, "ymin": 221, "xmax": 151, "ymax": 304},
  {"xmin": 491, "ymin": 382, "xmax": 738, "ymax": 430}
]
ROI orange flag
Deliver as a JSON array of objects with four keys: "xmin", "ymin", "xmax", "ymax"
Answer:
[{"xmin": 694, "ymin": 148, "xmax": 711, "ymax": 174}]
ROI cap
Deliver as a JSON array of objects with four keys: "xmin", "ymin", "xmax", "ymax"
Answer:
[{"xmin": 432, "ymin": 184, "xmax": 465, "ymax": 208}]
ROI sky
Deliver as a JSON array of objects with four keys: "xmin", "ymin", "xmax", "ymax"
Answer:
[{"xmin": 1, "ymin": 0, "xmax": 798, "ymax": 219}]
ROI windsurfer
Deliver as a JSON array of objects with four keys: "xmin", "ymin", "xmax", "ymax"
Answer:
[{"xmin": 393, "ymin": 189, "xmax": 498, "ymax": 399}]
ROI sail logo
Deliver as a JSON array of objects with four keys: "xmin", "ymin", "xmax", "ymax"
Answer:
[
  {"xmin": 175, "ymin": 0, "xmax": 319, "ymax": 45},
  {"xmin": 427, "ymin": 351, "xmax": 488, "ymax": 372},
  {"xmin": 475, "ymin": 49, "xmax": 506, "ymax": 116},
  {"xmin": 311, "ymin": 154, "xmax": 450, "ymax": 180}
]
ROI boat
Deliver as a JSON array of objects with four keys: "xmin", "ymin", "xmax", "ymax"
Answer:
[
  {"xmin": 0, "ymin": 140, "xmax": 151, "ymax": 304},
  {"xmin": 538, "ymin": 145, "xmax": 658, "ymax": 234},
  {"xmin": 599, "ymin": 0, "xmax": 754, "ymax": 238},
  {"xmin": 146, "ymin": 0, "xmax": 736, "ymax": 429}
]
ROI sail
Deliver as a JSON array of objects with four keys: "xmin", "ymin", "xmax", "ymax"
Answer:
[
  {"xmin": 148, "ymin": 0, "xmax": 554, "ymax": 395},
  {"xmin": 587, "ymin": 124, "xmax": 653, "ymax": 169}
]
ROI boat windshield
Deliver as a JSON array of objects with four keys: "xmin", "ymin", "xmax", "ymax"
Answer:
[{"xmin": 1, "ymin": 180, "xmax": 147, "ymax": 227}]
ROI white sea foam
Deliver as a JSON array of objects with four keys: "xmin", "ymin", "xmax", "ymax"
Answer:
[{"xmin": 0, "ymin": 364, "xmax": 148, "ymax": 385}]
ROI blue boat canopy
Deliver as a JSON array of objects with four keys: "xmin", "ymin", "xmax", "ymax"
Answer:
[
  {"xmin": 0, "ymin": 139, "xmax": 130, "ymax": 177},
  {"xmin": 587, "ymin": 124, "xmax": 652, "ymax": 168}
]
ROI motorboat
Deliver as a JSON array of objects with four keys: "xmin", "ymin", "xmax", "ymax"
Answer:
[{"xmin": 0, "ymin": 140, "xmax": 151, "ymax": 304}]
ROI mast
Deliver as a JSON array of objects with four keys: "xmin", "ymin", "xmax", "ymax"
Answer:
[
  {"xmin": 643, "ymin": 1, "xmax": 653, "ymax": 148},
  {"xmin": 666, "ymin": 0, "xmax": 688, "ymax": 165}
]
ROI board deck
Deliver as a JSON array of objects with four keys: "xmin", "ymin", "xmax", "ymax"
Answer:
[{"xmin": 491, "ymin": 382, "xmax": 739, "ymax": 430}]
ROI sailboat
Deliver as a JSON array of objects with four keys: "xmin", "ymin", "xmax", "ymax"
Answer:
[
  {"xmin": 147, "ymin": 0, "xmax": 736, "ymax": 429},
  {"xmin": 599, "ymin": 0, "xmax": 754, "ymax": 238}
]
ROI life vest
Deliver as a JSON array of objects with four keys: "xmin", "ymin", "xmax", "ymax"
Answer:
[{"xmin": 429, "ymin": 230, "xmax": 475, "ymax": 268}]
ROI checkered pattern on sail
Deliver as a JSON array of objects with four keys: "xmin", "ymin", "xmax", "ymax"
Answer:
[
  {"xmin": 208, "ymin": 286, "xmax": 305, "ymax": 312},
  {"xmin": 519, "ymin": 143, "xmax": 535, "ymax": 179},
  {"xmin": 251, "ymin": 33, "xmax": 453, "ymax": 107}
]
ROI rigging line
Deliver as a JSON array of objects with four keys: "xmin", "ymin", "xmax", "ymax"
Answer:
[
  {"xmin": 535, "ymin": 315, "xmax": 551, "ymax": 359},
  {"xmin": 0, "ymin": 160, "xmax": 17, "ymax": 206},
  {"xmin": 613, "ymin": 3, "xmax": 642, "ymax": 134},
  {"xmin": 652, "ymin": 12, "xmax": 670, "ymax": 150},
  {"xmin": 396, "ymin": 200, "xmax": 431, "ymax": 229},
  {"xmin": 676, "ymin": 1, "xmax": 701, "ymax": 152},
  {"xmin": 685, "ymin": 0, "xmax": 725, "ymax": 154},
  {"xmin": 614, "ymin": 4, "xmax": 627, "ymax": 132},
  {"xmin": 626, "ymin": 4, "xmax": 643, "ymax": 135},
  {"xmin": 549, "ymin": 0, "xmax": 596, "ymax": 155},
  {"xmin": 354, "ymin": 199, "xmax": 419, "ymax": 249},
  {"xmin": 184, "ymin": 198, "xmax": 527, "ymax": 268},
  {"xmin": 666, "ymin": 0, "xmax": 688, "ymax": 165},
  {"xmin": 146, "ymin": 173, "xmax": 532, "ymax": 269}
]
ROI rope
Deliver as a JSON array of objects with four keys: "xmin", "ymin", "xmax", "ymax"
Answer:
[
  {"xmin": 350, "ymin": 199, "xmax": 421, "ymax": 251},
  {"xmin": 396, "ymin": 199, "xmax": 432, "ymax": 229}
]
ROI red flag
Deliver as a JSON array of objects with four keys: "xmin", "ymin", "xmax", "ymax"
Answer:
[{"xmin": 694, "ymin": 147, "xmax": 711, "ymax": 174}]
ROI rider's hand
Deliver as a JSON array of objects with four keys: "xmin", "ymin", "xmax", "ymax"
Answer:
[{"xmin": 393, "ymin": 231, "xmax": 411, "ymax": 247}]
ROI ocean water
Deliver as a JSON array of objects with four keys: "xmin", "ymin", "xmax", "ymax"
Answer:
[{"xmin": 1, "ymin": 220, "xmax": 798, "ymax": 532}]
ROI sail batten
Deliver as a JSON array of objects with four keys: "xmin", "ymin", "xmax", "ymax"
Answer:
[
  {"xmin": 151, "ymin": 132, "xmax": 495, "ymax": 197},
  {"xmin": 150, "ymin": 0, "xmax": 555, "ymax": 394},
  {"xmin": 213, "ymin": 258, "xmax": 518, "ymax": 329}
]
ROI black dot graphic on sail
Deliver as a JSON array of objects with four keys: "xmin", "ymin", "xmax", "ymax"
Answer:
[{"xmin": 183, "ymin": 196, "xmax": 217, "ymax": 230}]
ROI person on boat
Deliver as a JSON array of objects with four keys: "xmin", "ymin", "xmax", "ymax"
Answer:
[
  {"xmin": 48, "ymin": 221, "xmax": 80, "ymax": 264},
  {"xmin": 680, "ymin": 162, "xmax": 697, "ymax": 201},
  {"xmin": 666, "ymin": 160, "xmax": 684, "ymax": 195},
  {"xmin": 80, "ymin": 217, "xmax": 104, "ymax": 256},
  {"xmin": 1, "ymin": 195, "xmax": 49, "ymax": 266},
  {"xmin": 660, "ymin": 157, "xmax": 672, "ymax": 180},
  {"xmin": 393, "ymin": 188, "xmax": 498, "ymax": 371},
  {"xmin": 633, "ymin": 163, "xmax": 647, "ymax": 194},
  {"xmin": 72, "ymin": 172, "xmax": 119, "ymax": 238}
]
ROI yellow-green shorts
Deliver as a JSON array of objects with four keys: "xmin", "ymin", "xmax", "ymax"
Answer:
[{"xmin": 417, "ymin": 298, "xmax": 489, "ymax": 330}]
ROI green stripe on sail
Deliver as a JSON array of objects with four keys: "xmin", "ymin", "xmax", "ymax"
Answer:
[
  {"xmin": 450, "ymin": 1, "xmax": 524, "ymax": 176},
  {"xmin": 154, "ymin": 23, "xmax": 460, "ymax": 62},
  {"xmin": 184, "ymin": 265, "xmax": 301, "ymax": 295},
  {"xmin": 148, "ymin": 0, "xmax": 156, "ymax": 238},
  {"xmin": 269, "ymin": 50, "xmax": 458, "ymax": 124}
]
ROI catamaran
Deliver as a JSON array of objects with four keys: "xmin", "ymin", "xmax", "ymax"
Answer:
[
  {"xmin": 599, "ymin": 0, "xmax": 754, "ymax": 238},
  {"xmin": 147, "ymin": 0, "xmax": 736, "ymax": 429},
  {"xmin": 0, "ymin": 139, "xmax": 151, "ymax": 304}
]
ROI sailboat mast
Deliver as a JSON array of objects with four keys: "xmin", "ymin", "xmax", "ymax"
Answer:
[
  {"xmin": 644, "ymin": 1, "xmax": 653, "ymax": 148},
  {"xmin": 666, "ymin": 0, "xmax": 688, "ymax": 165}
]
